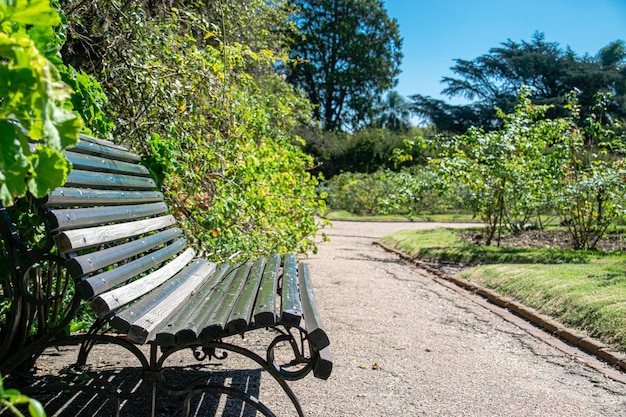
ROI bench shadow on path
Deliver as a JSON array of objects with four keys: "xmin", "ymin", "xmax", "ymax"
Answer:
[{"xmin": 3, "ymin": 352, "xmax": 265, "ymax": 417}]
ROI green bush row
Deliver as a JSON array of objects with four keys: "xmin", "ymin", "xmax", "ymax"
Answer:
[{"xmin": 320, "ymin": 166, "xmax": 462, "ymax": 216}]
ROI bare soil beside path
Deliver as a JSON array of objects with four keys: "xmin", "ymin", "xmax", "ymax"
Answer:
[
  {"xmin": 7, "ymin": 221, "xmax": 626, "ymax": 416},
  {"xmin": 294, "ymin": 220, "xmax": 626, "ymax": 416}
]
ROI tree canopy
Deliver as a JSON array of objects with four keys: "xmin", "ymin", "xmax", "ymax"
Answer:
[
  {"xmin": 411, "ymin": 33, "xmax": 626, "ymax": 134},
  {"xmin": 287, "ymin": 0, "xmax": 402, "ymax": 131}
]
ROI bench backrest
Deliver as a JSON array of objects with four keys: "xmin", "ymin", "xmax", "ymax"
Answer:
[{"xmin": 40, "ymin": 135, "xmax": 202, "ymax": 335}]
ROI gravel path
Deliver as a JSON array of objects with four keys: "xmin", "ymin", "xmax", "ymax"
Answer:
[{"xmin": 292, "ymin": 220, "xmax": 626, "ymax": 417}]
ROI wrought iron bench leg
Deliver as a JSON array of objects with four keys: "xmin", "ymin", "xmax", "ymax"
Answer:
[{"xmin": 155, "ymin": 339, "xmax": 307, "ymax": 417}]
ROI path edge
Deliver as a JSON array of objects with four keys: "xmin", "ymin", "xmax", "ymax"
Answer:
[{"xmin": 374, "ymin": 240, "xmax": 626, "ymax": 380}]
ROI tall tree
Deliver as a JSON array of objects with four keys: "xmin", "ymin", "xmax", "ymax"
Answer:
[
  {"xmin": 287, "ymin": 0, "xmax": 402, "ymax": 131},
  {"xmin": 373, "ymin": 91, "xmax": 412, "ymax": 131},
  {"xmin": 411, "ymin": 33, "xmax": 626, "ymax": 134}
]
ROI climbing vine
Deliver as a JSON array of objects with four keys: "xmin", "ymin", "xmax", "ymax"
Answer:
[{"xmin": 0, "ymin": 0, "xmax": 82, "ymax": 206}]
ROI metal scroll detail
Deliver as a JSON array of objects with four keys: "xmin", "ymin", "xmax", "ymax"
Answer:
[
  {"xmin": 155, "ymin": 341, "xmax": 298, "ymax": 417},
  {"xmin": 266, "ymin": 327, "xmax": 314, "ymax": 381},
  {"xmin": 154, "ymin": 329, "xmax": 313, "ymax": 417},
  {"xmin": 4, "ymin": 323, "xmax": 317, "ymax": 416},
  {"xmin": 0, "ymin": 202, "xmax": 82, "ymax": 374}
]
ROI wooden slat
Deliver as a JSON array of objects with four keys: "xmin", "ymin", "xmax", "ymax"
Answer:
[
  {"xmin": 78, "ymin": 133, "xmax": 129, "ymax": 152},
  {"xmin": 280, "ymin": 254, "xmax": 302, "ymax": 327},
  {"xmin": 76, "ymin": 238, "xmax": 188, "ymax": 299},
  {"xmin": 47, "ymin": 202, "xmax": 168, "ymax": 232},
  {"xmin": 65, "ymin": 151, "xmax": 150, "ymax": 177},
  {"xmin": 64, "ymin": 169, "xmax": 156, "ymax": 190},
  {"xmin": 72, "ymin": 138, "xmax": 141, "ymax": 162},
  {"xmin": 91, "ymin": 248, "xmax": 197, "ymax": 316},
  {"xmin": 43, "ymin": 188, "xmax": 164, "ymax": 207},
  {"xmin": 312, "ymin": 346, "xmax": 333, "ymax": 380},
  {"xmin": 252, "ymin": 254, "xmax": 281, "ymax": 327},
  {"xmin": 226, "ymin": 257, "xmax": 266, "ymax": 334},
  {"xmin": 297, "ymin": 262, "xmax": 330, "ymax": 350},
  {"xmin": 170, "ymin": 263, "xmax": 235, "ymax": 344},
  {"xmin": 155, "ymin": 263, "xmax": 232, "ymax": 346},
  {"xmin": 54, "ymin": 215, "xmax": 176, "ymax": 253},
  {"xmin": 127, "ymin": 260, "xmax": 216, "ymax": 343},
  {"xmin": 198, "ymin": 262, "xmax": 252, "ymax": 341},
  {"xmin": 67, "ymin": 228, "xmax": 182, "ymax": 277},
  {"xmin": 111, "ymin": 259, "xmax": 208, "ymax": 334}
]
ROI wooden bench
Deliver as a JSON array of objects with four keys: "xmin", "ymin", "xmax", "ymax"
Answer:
[{"xmin": 0, "ymin": 134, "xmax": 332, "ymax": 416}]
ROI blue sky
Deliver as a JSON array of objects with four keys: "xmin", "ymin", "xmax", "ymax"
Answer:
[{"xmin": 383, "ymin": 0, "xmax": 626, "ymax": 104}]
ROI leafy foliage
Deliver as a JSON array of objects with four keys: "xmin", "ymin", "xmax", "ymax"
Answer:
[
  {"xmin": 303, "ymin": 126, "xmax": 434, "ymax": 178},
  {"xmin": 429, "ymin": 87, "xmax": 626, "ymax": 250},
  {"xmin": 60, "ymin": 1, "xmax": 325, "ymax": 260},
  {"xmin": 321, "ymin": 165, "xmax": 457, "ymax": 216},
  {"xmin": 555, "ymin": 91, "xmax": 626, "ymax": 249},
  {"xmin": 0, "ymin": 0, "xmax": 113, "ymax": 373},
  {"xmin": 0, "ymin": 0, "xmax": 82, "ymax": 206},
  {"xmin": 287, "ymin": 0, "xmax": 402, "ymax": 131},
  {"xmin": 430, "ymin": 87, "xmax": 578, "ymax": 245},
  {"xmin": 372, "ymin": 91, "xmax": 412, "ymax": 131},
  {"xmin": 0, "ymin": 374, "xmax": 45, "ymax": 417}
]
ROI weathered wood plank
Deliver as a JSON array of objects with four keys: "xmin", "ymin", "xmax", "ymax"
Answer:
[
  {"xmin": 64, "ymin": 169, "xmax": 156, "ymax": 191},
  {"xmin": 72, "ymin": 138, "xmax": 141, "ymax": 162},
  {"xmin": 67, "ymin": 228, "xmax": 182, "ymax": 277},
  {"xmin": 252, "ymin": 254, "xmax": 281, "ymax": 326},
  {"xmin": 78, "ymin": 133, "xmax": 129, "ymax": 151},
  {"xmin": 155, "ymin": 263, "xmax": 232, "ymax": 346},
  {"xmin": 226, "ymin": 257, "xmax": 266, "ymax": 334},
  {"xmin": 47, "ymin": 202, "xmax": 168, "ymax": 232},
  {"xmin": 91, "ymin": 247, "xmax": 197, "ymax": 316},
  {"xmin": 170, "ymin": 263, "xmax": 235, "ymax": 344},
  {"xmin": 43, "ymin": 188, "xmax": 164, "ymax": 207},
  {"xmin": 198, "ymin": 261, "xmax": 252, "ymax": 341},
  {"xmin": 110, "ymin": 259, "xmax": 208, "ymax": 333},
  {"xmin": 65, "ymin": 151, "xmax": 150, "ymax": 177},
  {"xmin": 76, "ymin": 238, "xmax": 188, "ymax": 299},
  {"xmin": 280, "ymin": 254, "xmax": 302, "ymax": 327},
  {"xmin": 127, "ymin": 260, "xmax": 216, "ymax": 343},
  {"xmin": 54, "ymin": 215, "xmax": 176, "ymax": 253},
  {"xmin": 297, "ymin": 262, "xmax": 330, "ymax": 350}
]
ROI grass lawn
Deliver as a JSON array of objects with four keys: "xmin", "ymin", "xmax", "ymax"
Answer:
[
  {"xmin": 322, "ymin": 210, "xmax": 477, "ymax": 223},
  {"xmin": 379, "ymin": 227, "xmax": 626, "ymax": 352}
]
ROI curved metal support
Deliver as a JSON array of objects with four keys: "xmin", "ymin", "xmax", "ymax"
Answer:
[
  {"xmin": 4, "ymin": 333, "xmax": 151, "ymax": 417},
  {"xmin": 66, "ymin": 333, "xmax": 151, "ymax": 371},
  {"xmin": 156, "ymin": 339, "xmax": 307, "ymax": 417},
  {"xmin": 19, "ymin": 254, "xmax": 70, "ymax": 306},
  {"xmin": 0, "ymin": 293, "xmax": 83, "ymax": 375},
  {"xmin": 0, "ymin": 201, "xmax": 81, "ymax": 372},
  {"xmin": 267, "ymin": 333, "xmax": 312, "ymax": 381},
  {"xmin": 77, "ymin": 316, "xmax": 115, "ymax": 366},
  {"xmin": 39, "ymin": 333, "xmax": 151, "ymax": 402}
]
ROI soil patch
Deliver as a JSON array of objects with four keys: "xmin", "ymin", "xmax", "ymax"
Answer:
[{"xmin": 457, "ymin": 229, "xmax": 626, "ymax": 253}]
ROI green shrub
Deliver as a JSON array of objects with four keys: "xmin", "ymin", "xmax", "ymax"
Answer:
[
  {"xmin": 321, "ymin": 166, "xmax": 459, "ymax": 216},
  {"xmin": 60, "ymin": 2, "xmax": 324, "ymax": 260},
  {"xmin": 302, "ymin": 126, "xmax": 435, "ymax": 178}
]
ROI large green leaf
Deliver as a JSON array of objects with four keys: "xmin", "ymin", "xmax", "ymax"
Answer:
[
  {"xmin": 27, "ymin": 146, "xmax": 70, "ymax": 198},
  {"xmin": 4, "ymin": 0, "xmax": 60, "ymax": 27},
  {"xmin": 0, "ymin": 121, "xmax": 21, "ymax": 164}
]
